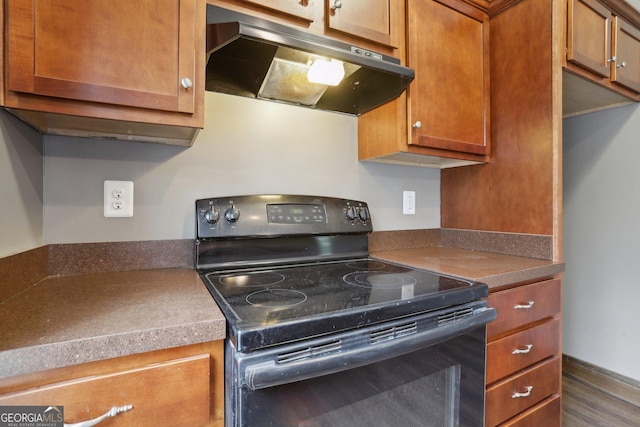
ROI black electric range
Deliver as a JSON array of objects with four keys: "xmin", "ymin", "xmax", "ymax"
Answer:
[{"xmin": 195, "ymin": 195, "xmax": 489, "ymax": 353}]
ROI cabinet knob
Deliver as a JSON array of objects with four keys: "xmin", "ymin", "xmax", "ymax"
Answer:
[
  {"xmin": 412, "ymin": 121, "xmax": 422, "ymax": 129},
  {"xmin": 607, "ymin": 56, "xmax": 617, "ymax": 64},
  {"xmin": 65, "ymin": 405, "xmax": 133, "ymax": 427},
  {"xmin": 180, "ymin": 77, "xmax": 193, "ymax": 89},
  {"xmin": 331, "ymin": 0, "xmax": 342, "ymax": 10},
  {"xmin": 617, "ymin": 60, "xmax": 627, "ymax": 69}
]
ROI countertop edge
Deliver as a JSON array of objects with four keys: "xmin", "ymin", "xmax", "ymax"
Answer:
[
  {"xmin": 465, "ymin": 264, "xmax": 565, "ymax": 288},
  {"xmin": 371, "ymin": 247, "xmax": 565, "ymax": 289},
  {"xmin": 0, "ymin": 318, "xmax": 226, "ymax": 379}
]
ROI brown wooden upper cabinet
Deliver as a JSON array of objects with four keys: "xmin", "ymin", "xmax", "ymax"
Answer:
[
  {"xmin": 407, "ymin": 0, "xmax": 489, "ymax": 156},
  {"xmin": 358, "ymin": 0, "xmax": 490, "ymax": 168},
  {"xmin": 326, "ymin": 0, "xmax": 398, "ymax": 48},
  {"xmin": 2, "ymin": 0, "xmax": 205, "ymax": 145},
  {"xmin": 237, "ymin": 0, "xmax": 314, "ymax": 22},
  {"xmin": 612, "ymin": 17, "xmax": 640, "ymax": 93},
  {"xmin": 567, "ymin": 0, "xmax": 640, "ymax": 94},
  {"xmin": 223, "ymin": 0, "xmax": 400, "ymax": 50}
]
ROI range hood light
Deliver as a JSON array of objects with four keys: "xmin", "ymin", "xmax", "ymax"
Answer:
[{"xmin": 307, "ymin": 59, "xmax": 345, "ymax": 86}]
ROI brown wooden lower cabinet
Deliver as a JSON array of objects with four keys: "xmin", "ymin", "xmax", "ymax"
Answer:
[
  {"xmin": 485, "ymin": 279, "xmax": 562, "ymax": 426},
  {"xmin": 486, "ymin": 357, "xmax": 561, "ymax": 426},
  {"xmin": 499, "ymin": 395, "xmax": 562, "ymax": 427},
  {"xmin": 0, "ymin": 341, "xmax": 224, "ymax": 427},
  {"xmin": 487, "ymin": 318, "xmax": 561, "ymax": 384}
]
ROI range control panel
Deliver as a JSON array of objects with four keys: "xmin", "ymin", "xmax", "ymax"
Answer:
[{"xmin": 196, "ymin": 195, "xmax": 372, "ymax": 239}]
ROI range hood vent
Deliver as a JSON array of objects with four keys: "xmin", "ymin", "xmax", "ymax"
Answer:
[{"xmin": 205, "ymin": 6, "xmax": 414, "ymax": 116}]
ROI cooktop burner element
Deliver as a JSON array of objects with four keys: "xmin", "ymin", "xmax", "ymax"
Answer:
[
  {"xmin": 219, "ymin": 271, "xmax": 286, "ymax": 287},
  {"xmin": 345, "ymin": 260, "xmax": 387, "ymax": 270},
  {"xmin": 343, "ymin": 271, "xmax": 418, "ymax": 288},
  {"xmin": 246, "ymin": 289, "xmax": 308, "ymax": 308}
]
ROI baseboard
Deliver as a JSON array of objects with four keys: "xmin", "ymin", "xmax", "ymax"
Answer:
[{"xmin": 563, "ymin": 354, "xmax": 640, "ymax": 408}]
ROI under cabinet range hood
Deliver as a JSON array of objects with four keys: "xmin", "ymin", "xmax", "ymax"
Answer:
[{"xmin": 205, "ymin": 6, "xmax": 414, "ymax": 115}]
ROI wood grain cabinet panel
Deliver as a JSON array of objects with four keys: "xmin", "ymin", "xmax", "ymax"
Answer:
[
  {"xmin": 485, "ymin": 357, "xmax": 561, "ymax": 427},
  {"xmin": 485, "ymin": 278, "xmax": 562, "ymax": 426},
  {"xmin": 357, "ymin": 0, "xmax": 490, "ymax": 168},
  {"xmin": 237, "ymin": 0, "xmax": 314, "ymax": 21},
  {"xmin": 7, "ymin": 0, "xmax": 197, "ymax": 113},
  {"xmin": 0, "ymin": 355, "xmax": 211, "ymax": 427},
  {"xmin": 407, "ymin": 0, "xmax": 489, "ymax": 156},
  {"xmin": 0, "ymin": 342, "xmax": 224, "ymax": 427},
  {"xmin": 326, "ymin": 0, "xmax": 397, "ymax": 48},
  {"xmin": 499, "ymin": 395, "xmax": 561, "ymax": 427},
  {"xmin": 567, "ymin": 0, "xmax": 612, "ymax": 78},
  {"xmin": 566, "ymin": 0, "xmax": 640, "ymax": 99},
  {"xmin": 2, "ymin": 0, "xmax": 205, "ymax": 145},
  {"xmin": 612, "ymin": 17, "xmax": 640, "ymax": 93},
  {"xmin": 487, "ymin": 279, "xmax": 561, "ymax": 339},
  {"xmin": 486, "ymin": 318, "xmax": 560, "ymax": 384}
]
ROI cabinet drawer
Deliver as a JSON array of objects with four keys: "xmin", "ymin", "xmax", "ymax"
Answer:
[
  {"xmin": 0, "ymin": 354, "xmax": 210, "ymax": 427},
  {"xmin": 485, "ymin": 356, "xmax": 560, "ymax": 427},
  {"xmin": 487, "ymin": 279, "xmax": 561, "ymax": 338},
  {"xmin": 487, "ymin": 318, "xmax": 560, "ymax": 384},
  {"xmin": 498, "ymin": 394, "xmax": 561, "ymax": 427}
]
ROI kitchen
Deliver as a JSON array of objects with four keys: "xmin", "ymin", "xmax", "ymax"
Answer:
[{"xmin": 1, "ymin": 0, "xmax": 639, "ymax": 425}]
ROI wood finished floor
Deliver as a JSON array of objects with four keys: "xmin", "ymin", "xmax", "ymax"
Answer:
[{"xmin": 563, "ymin": 358, "xmax": 640, "ymax": 426}]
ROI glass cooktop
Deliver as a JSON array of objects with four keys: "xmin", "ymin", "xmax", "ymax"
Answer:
[{"xmin": 201, "ymin": 259, "xmax": 488, "ymax": 352}]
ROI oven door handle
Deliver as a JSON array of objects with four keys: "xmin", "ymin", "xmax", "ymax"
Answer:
[{"xmin": 243, "ymin": 306, "xmax": 496, "ymax": 391}]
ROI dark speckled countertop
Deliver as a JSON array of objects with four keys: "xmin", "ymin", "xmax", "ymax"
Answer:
[
  {"xmin": 0, "ymin": 268, "xmax": 225, "ymax": 379},
  {"xmin": 371, "ymin": 246, "xmax": 564, "ymax": 288},
  {"xmin": 0, "ymin": 234, "xmax": 562, "ymax": 381}
]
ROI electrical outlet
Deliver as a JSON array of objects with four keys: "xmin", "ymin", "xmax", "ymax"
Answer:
[
  {"xmin": 104, "ymin": 180, "xmax": 134, "ymax": 217},
  {"xmin": 403, "ymin": 191, "xmax": 416, "ymax": 215}
]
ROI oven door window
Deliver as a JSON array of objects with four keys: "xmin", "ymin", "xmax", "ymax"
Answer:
[{"xmin": 234, "ymin": 328, "xmax": 485, "ymax": 427}]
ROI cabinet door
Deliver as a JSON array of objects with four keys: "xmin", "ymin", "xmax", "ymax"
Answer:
[
  {"xmin": 238, "ymin": 0, "xmax": 314, "ymax": 21},
  {"xmin": 326, "ymin": 0, "xmax": 397, "ymax": 47},
  {"xmin": 6, "ymin": 0, "xmax": 197, "ymax": 114},
  {"xmin": 567, "ymin": 0, "xmax": 612, "ymax": 78},
  {"xmin": 407, "ymin": 0, "xmax": 489, "ymax": 156},
  {"xmin": 485, "ymin": 357, "xmax": 560, "ymax": 427},
  {"xmin": 486, "ymin": 279, "xmax": 561, "ymax": 339},
  {"xmin": 612, "ymin": 17, "xmax": 640, "ymax": 93},
  {"xmin": 0, "ymin": 355, "xmax": 211, "ymax": 427},
  {"xmin": 486, "ymin": 319, "xmax": 560, "ymax": 384}
]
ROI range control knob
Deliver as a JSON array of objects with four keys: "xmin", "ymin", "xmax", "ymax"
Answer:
[
  {"xmin": 345, "ymin": 206, "xmax": 357, "ymax": 221},
  {"xmin": 203, "ymin": 207, "xmax": 220, "ymax": 224},
  {"xmin": 224, "ymin": 204, "xmax": 241, "ymax": 222},
  {"xmin": 358, "ymin": 207, "xmax": 370, "ymax": 222}
]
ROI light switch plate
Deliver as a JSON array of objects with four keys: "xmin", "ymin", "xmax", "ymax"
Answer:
[
  {"xmin": 403, "ymin": 191, "xmax": 416, "ymax": 215},
  {"xmin": 104, "ymin": 180, "xmax": 134, "ymax": 217}
]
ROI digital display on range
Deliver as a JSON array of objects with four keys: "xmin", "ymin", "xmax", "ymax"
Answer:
[{"xmin": 267, "ymin": 204, "xmax": 326, "ymax": 224}]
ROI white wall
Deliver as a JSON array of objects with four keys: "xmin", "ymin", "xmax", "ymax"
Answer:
[
  {"xmin": 0, "ymin": 112, "xmax": 44, "ymax": 258},
  {"xmin": 563, "ymin": 102, "xmax": 640, "ymax": 380},
  {"xmin": 43, "ymin": 92, "xmax": 440, "ymax": 244}
]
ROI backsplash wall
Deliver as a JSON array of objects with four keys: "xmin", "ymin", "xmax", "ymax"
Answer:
[
  {"xmin": 43, "ymin": 92, "xmax": 441, "ymax": 244},
  {"xmin": 0, "ymin": 113, "xmax": 43, "ymax": 258}
]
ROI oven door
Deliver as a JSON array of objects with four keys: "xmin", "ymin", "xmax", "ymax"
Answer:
[{"xmin": 227, "ymin": 301, "xmax": 496, "ymax": 427}]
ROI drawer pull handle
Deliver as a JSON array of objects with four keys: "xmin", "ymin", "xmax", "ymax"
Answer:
[
  {"xmin": 512, "ymin": 344, "xmax": 533, "ymax": 354},
  {"xmin": 64, "ymin": 405, "xmax": 133, "ymax": 427},
  {"xmin": 512, "ymin": 386, "xmax": 533, "ymax": 399},
  {"xmin": 514, "ymin": 301, "xmax": 535, "ymax": 309}
]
